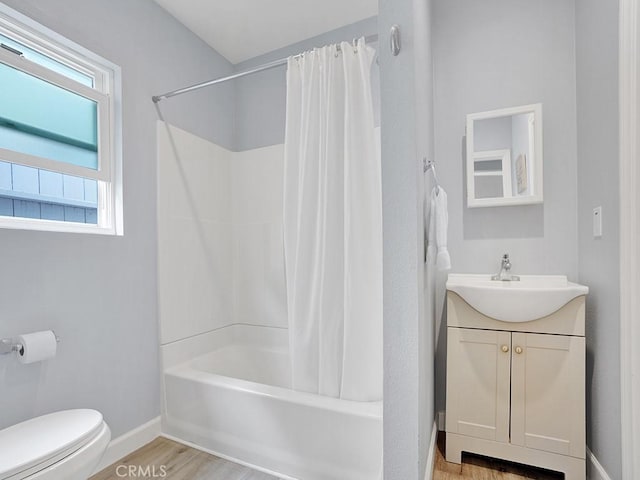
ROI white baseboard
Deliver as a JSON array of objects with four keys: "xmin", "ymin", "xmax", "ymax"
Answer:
[
  {"xmin": 93, "ymin": 416, "xmax": 161, "ymax": 474},
  {"xmin": 424, "ymin": 421, "xmax": 438, "ymax": 480},
  {"xmin": 587, "ymin": 448, "xmax": 612, "ymax": 480}
]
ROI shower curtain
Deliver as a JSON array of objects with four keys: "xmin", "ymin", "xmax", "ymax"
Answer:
[{"xmin": 283, "ymin": 38, "xmax": 382, "ymax": 402}]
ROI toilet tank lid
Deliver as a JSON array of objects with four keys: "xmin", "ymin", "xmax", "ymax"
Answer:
[{"xmin": 0, "ymin": 409, "xmax": 104, "ymax": 480}]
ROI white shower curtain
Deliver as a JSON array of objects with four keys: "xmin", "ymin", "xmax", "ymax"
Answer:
[{"xmin": 283, "ymin": 38, "xmax": 382, "ymax": 402}]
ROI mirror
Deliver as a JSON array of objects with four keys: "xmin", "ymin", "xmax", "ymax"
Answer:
[{"xmin": 466, "ymin": 104, "xmax": 543, "ymax": 207}]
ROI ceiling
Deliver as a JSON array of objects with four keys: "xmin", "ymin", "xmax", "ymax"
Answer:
[{"xmin": 153, "ymin": 0, "xmax": 378, "ymax": 64}]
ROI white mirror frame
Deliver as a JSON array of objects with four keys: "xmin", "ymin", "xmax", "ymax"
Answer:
[{"xmin": 466, "ymin": 103, "xmax": 543, "ymax": 208}]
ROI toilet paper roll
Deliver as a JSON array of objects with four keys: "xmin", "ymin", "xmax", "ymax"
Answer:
[{"xmin": 18, "ymin": 331, "xmax": 57, "ymax": 364}]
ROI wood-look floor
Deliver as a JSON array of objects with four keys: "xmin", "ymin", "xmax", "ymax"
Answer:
[
  {"xmin": 91, "ymin": 433, "xmax": 565, "ymax": 480},
  {"xmin": 90, "ymin": 437, "xmax": 280, "ymax": 480},
  {"xmin": 433, "ymin": 433, "xmax": 564, "ymax": 480}
]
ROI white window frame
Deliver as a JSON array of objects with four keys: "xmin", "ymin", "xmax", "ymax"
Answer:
[{"xmin": 0, "ymin": 4, "xmax": 122, "ymax": 235}]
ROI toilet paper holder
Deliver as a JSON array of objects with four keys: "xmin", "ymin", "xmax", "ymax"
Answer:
[{"xmin": 0, "ymin": 332, "xmax": 61, "ymax": 355}]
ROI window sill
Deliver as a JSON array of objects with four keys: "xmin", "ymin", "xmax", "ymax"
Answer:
[{"xmin": 0, "ymin": 215, "xmax": 121, "ymax": 235}]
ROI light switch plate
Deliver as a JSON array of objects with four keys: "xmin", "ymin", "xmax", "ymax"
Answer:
[{"xmin": 593, "ymin": 206, "xmax": 602, "ymax": 238}]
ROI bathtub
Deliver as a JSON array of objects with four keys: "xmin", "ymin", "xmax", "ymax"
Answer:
[{"xmin": 161, "ymin": 325, "xmax": 382, "ymax": 480}]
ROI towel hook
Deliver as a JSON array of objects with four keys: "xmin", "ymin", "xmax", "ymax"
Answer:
[{"xmin": 424, "ymin": 158, "xmax": 441, "ymax": 195}]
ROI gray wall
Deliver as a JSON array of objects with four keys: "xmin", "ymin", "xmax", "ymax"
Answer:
[
  {"xmin": 432, "ymin": 0, "xmax": 579, "ymax": 412},
  {"xmin": 380, "ymin": 0, "xmax": 434, "ymax": 478},
  {"xmin": 233, "ymin": 16, "xmax": 379, "ymax": 151},
  {"xmin": 0, "ymin": 0, "xmax": 235, "ymax": 437},
  {"xmin": 576, "ymin": 0, "xmax": 621, "ymax": 478}
]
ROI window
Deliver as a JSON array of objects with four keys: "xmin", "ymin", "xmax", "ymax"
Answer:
[{"xmin": 0, "ymin": 5, "xmax": 122, "ymax": 234}]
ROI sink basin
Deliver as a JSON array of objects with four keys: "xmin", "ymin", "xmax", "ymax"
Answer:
[{"xmin": 446, "ymin": 274, "xmax": 588, "ymax": 322}]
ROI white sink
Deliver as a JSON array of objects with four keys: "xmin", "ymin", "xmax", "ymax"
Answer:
[{"xmin": 446, "ymin": 274, "xmax": 589, "ymax": 322}]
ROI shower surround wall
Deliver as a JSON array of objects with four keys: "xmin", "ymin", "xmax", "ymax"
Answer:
[
  {"xmin": 157, "ymin": 122, "xmax": 286, "ymax": 346},
  {"xmin": 231, "ymin": 147, "xmax": 287, "ymax": 328}
]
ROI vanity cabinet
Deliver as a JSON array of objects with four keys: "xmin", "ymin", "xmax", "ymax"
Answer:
[{"xmin": 446, "ymin": 291, "xmax": 586, "ymax": 480}]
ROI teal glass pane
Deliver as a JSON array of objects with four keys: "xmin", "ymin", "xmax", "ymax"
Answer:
[
  {"xmin": 0, "ymin": 61, "xmax": 98, "ymax": 170},
  {"xmin": 0, "ymin": 34, "xmax": 93, "ymax": 87}
]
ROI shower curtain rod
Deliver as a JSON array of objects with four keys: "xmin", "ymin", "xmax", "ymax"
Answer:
[{"xmin": 152, "ymin": 33, "xmax": 379, "ymax": 103}]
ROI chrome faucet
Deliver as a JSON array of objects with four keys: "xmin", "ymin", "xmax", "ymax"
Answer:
[{"xmin": 491, "ymin": 254, "xmax": 520, "ymax": 281}]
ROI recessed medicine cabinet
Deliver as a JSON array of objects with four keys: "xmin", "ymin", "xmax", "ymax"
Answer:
[{"xmin": 466, "ymin": 104, "xmax": 543, "ymax": 208}]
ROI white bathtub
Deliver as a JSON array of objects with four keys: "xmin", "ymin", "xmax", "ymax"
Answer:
[{"xmin": 161, "ymin": 325, "xmax": 382, "ymax": 480}]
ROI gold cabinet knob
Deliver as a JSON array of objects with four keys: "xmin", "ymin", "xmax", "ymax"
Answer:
[
  {"xmin": 501, "ymin": 345, "xmax": 509, "ymax": 353},
  {"xmin": 515, "ymin": 346, "xmax": 523, "ymax": 354}
]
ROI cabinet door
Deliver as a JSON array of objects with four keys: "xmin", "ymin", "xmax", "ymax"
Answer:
[
  {"xmin": 511, "ymin": 332, "xmax": 585, "ymax": 458},
  {"xmin": 446, "ymin": 327, "xmax": 511, "ymax": 442}
]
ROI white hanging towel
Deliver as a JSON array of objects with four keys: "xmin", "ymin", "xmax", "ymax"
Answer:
[{"xmin": 425, "ymin": 187, "xmax": 451, "ymax": 271}]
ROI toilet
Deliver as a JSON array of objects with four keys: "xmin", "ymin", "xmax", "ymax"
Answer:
[{"xmin": 0, "ymin": 410, "xmax": 110, "ymax": 480}]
